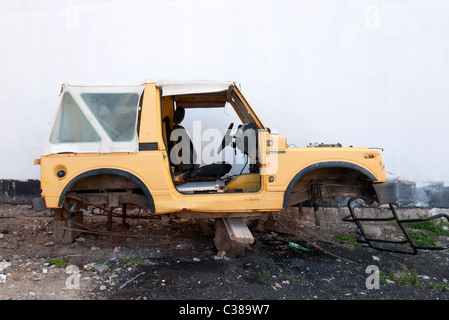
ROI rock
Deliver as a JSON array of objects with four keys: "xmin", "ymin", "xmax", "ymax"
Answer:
[
  {"xmin": 0, "ymin": 233, "xmax": 4, "ymax": 239},
  {"xmin": 0, "ymin": 274, "xmax": 7, "ymax": 283},
  {"xmin": 99, "ymin": 285, "xmax": 107, "ymax": 291},
  {"xmin": 0, "ymin": 261, "xmax": 11, "ymax": 272},
  {"xmin": 372, "ymin": 256, "xmax": 380, "ymax": 261},
  {"xmin": 193, "ymin": 258, "xmax": 201, "ymax": 262},
  {"xmin": 94, "ymin": 264, "xmax": 110, "ymax": 275},
  {"xmin": 83, "ymin": 262, "xmax": 95, "ymax": 271},
  {"xmin": 214, "ymin": 250, "xmax": 227, "ymax": 260},
  {"xmin": 75, "ymin": 237, "xmax": 86, "ymax": 242},
  {"xmin": 44, "ymin": 241, "xmax": 54, "ymax": 247},
  {"xmin": 113, "ymin": 246, "xmax": 121, "ymax": 254},
  {"xmin": 274, "ymin": 282, "xmax": 282, "ymax": 289},
  {"xmin": 91, "ymin": 246, "xmax": 100, "ymax": 251}
]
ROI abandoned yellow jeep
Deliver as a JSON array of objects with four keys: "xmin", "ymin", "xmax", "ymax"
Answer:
[{"xmin": 34, "ymin": 81, "xmax": 408, "ymax": 254}]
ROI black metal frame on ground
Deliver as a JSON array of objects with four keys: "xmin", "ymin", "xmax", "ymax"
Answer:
[{"xmin": 343, "ymin": 197, "xmax": 449, "ymax": 255}]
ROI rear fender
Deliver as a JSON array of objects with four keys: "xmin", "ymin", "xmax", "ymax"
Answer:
[{"xmin": 57, "ymin": 168, "xmax": 155, "ymax": 212}]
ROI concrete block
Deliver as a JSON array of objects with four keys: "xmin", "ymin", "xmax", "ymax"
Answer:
[{"xmin": 214, "ymin": 219, "xmax": 246, "ymax": 257}]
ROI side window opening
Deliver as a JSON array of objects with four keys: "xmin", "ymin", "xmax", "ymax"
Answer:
[{"xmin": 81, "ymin": 93, "xmax": 139, "ymax": 142}]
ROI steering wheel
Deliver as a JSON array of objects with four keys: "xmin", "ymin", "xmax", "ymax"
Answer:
[{"xmin": 217, "ymin": 122, "xmax": 234, "ymax": 154}]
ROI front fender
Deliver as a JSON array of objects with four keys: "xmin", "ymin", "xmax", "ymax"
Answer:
[{"xmin": 282, "ymin": 161, "xmax": 378, "ymax": 208}]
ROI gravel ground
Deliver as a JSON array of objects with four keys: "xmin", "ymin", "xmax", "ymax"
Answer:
[{"xmin": 1, "ymin": 203, "xmax": 449, "ymax": 313}]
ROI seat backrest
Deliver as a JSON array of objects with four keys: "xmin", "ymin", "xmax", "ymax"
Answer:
[{"xmin": 170, "ymin": 107, "xmax": 197, "ymax": 172}]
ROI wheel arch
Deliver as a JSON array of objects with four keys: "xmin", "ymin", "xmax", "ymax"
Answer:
[
  {"xmin": 57, "ymin": 168, "xmax": 155, "ymax": 212},
  {"xmin": 282, "ymin": 161, "xmax": 378, "ymax": 208}
]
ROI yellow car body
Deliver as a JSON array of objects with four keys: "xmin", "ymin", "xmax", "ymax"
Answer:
[{"xmin": 36, "ymin": 81, "xmax": 392, "ymax": 219}]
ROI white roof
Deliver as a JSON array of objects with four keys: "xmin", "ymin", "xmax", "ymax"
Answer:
[
  {"xmin": 44, "ymin": 81, "xmax": 237, "ymax": 156},
  {"xmin": 62, "ymin": 80, "xmax": 235, "ymax": 96},
  {"xmin": 155, "ymin": 80, "xmax": 235, "ymax": 96}
]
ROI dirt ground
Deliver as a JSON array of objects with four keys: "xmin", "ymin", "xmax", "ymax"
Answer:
[{"xmin": 1, "ymin": 203, "xmax": 449, "ymax": 308}]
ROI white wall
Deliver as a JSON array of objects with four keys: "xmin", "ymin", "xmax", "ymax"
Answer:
[{"xmin": 1, "ymin": 0, "xmax": 448, "ymax": 185}]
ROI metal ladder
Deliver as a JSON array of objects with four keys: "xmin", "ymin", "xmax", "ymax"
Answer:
[{"xmin": 343, "ymin": 197, "xmax": 449, "ymax": 254}]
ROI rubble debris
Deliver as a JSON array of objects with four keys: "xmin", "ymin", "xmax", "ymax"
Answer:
[
  {"xmin": 276, "ymin": 219, "xmax": 353, "ymax": 263},
  {"xmin": 287, "ymin": 242, "xmax": 310, "ymax": 252}
]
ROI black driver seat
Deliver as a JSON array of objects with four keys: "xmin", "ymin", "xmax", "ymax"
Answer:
[{"xmin": 170, "ymin": 107, "xmax": 231, "ymax": 178}]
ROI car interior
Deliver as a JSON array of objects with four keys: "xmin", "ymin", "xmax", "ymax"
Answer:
[{"xmin": 160, "ymin": 88, "xmax": 262, "ymax": 194}]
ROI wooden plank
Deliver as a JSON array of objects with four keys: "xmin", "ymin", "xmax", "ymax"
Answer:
[{"xmin": 223, "ymin": 217, "xmax": 254, "ymax": 244}]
